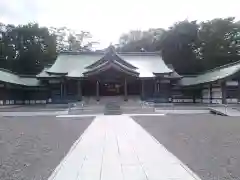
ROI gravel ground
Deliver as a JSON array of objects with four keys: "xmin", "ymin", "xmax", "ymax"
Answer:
[
  {"xmin": 133, "ymin": 114, "xmax": 240, "ymax": 180},
  {"xmin": 0, "ymin": 105, "xmax": 69, "ymax": 112},
  {"xmin": 0, "ymin": 116, "xmax": 93, "ymax": 180}
]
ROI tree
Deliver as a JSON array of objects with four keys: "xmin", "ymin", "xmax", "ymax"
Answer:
[
  {"xmin": 117, "ymin": 29, "xmax": 165, "ymax": 52},
  {"xmin": 0, "ymin": 23, "xmax": 19, "ymax": 70},
  {"xmin": 197, "ymin": 17, "xmax": 240, "ymax": 70},
  {"xmin": 118, "ymin": 18, "xmax": 240, "ymax": 74},
  {"xmin": 157, "ymin": 20, "xmax": 202, "ymax": 74},
  {"xmin": 49, "ymin": 27, "xmax": 98, "ymax": 52},
  {"xmin": 0, "ymin": 22, "xmax": 57, "ymax": 74}
]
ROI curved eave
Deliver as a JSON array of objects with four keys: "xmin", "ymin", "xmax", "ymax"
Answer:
[
  {"xmin": 85, "ymin": 57, "xmax": 105, "ymax": 69},
  {"xmin": 180, "ymin": 60, "xmax": 240, "ymax": 87},
  {"xmin": 115, "ymin": 54, "xmax": 137, "ymax": 69},
  {"xmin": 181, "ymin": 79, "xmax": 221, "ymax": 87},
  {"xmin": 45, "ymin": 71, "xmax": 68, "ymax": 76},
  {"xmin": 180, "ymin": 71, "xmax": 239, "ymax": 87}
]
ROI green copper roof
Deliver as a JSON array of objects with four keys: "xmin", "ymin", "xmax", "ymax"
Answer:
[
  {"xmin": 42, "ymin": 51, "xmax": 172, "ymax": 78},
  {"xmin": 37, "ymin": 68, "xmax": 61, "ymax": 78},
  {"xmin": 118, "ymin": 53, "xmax": 172, "ymax": 74},
  {"xmin": 47, "ymin": 53, "xmax": 103, "ymax": 76},
  {"xmin": 0, "ymin": 69, "xmax": 40, "ymax": 86},
  {"xmin": 180, "ymin": 61, "xmax": 240, "ymax": 86},
  {"xmin": 86, "ymin": 53, "xmax": 137, "ymax": 70},
  {"xmin": 84, "ymin": 60, "xmax": 139, "ymax": 77},
  {"xmin": 19, "ymin": 77, "xmax": 40, "ymax": 86}
]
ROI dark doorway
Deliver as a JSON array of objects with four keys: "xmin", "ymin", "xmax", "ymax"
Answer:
[
  {"xmin": 100, "ymin": 81, "xmax": 124, "ymax": 96},
  {"xmin": 82, "ymin": 80, "xmax": 96, "ymax": 96},
  {"xmin": 128, "ymin": 80, "xmax": 141, "ymax": 95}
]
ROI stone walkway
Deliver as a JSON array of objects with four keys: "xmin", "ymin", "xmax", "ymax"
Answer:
[
  {"xmin": 0, "ymin": 111, "xmax": 68, "ymax": 117},
  {"xmin": 48, "ymin": 115, "xmax": 201, "ymax": 180},
  {"xmin": 209, "ymin": 107, "xmax": 240, "ymax": 116}
]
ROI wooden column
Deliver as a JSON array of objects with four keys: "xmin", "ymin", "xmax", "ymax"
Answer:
[
  {"xmin": 63, "ymin": 80, "xmax": 67, "ymax": 101},
  {"xmin": 141, "ymin": 79, "xmax": 145, "ymax": 100},
  {"xmin": 154, "ymin": 80, "xmax": 158, "ymax": 95},
  {"xmin": 238, "ymin": 79, "xmax": 240, "ymax": 103},
  {"xmin": 60, "ymin": 81, "xmax": 63, "ymax": 99},
  {"xmin": 77, "ymin": 80, "xmax": 82, "ymax": 101},
  {"xmin": 96, "ymin": 80, "xmax": 99, "ymax": 101},
  {"xmin": 124, "ymin": 78, "xmax": 128, "ymax": 101},
  {"xmin": 221, "ymin": 82, "xmax": 226, "ymax": 104},
  {"xmin": 193, "ymin": 92, "xmax": 196, "ymax": 103},
  {"xmin": 169, "ymin": 81, "xmax": 172, "ymax": 102},
  {"xmin": 209, "ymin": 84, "xmax": 213, "ymax": 104}
]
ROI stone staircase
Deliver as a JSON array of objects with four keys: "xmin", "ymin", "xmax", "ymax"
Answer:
[
  {"xmin": 68, "ymin": 96, "xmax": 154, "ymax": 115},
  {"xmin": 104, "ymin": 102, "xmax": 122, "ymax": 115},
  {"xmin": 67, "ymin": 100, "xmax": 104, "ymax": 115}
]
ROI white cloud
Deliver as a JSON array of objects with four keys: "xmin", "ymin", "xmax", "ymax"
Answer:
[{"xmin": 1, "ymin": 0, "xmax": 240, "ymax": 48}]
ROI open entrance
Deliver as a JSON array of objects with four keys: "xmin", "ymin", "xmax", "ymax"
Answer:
[{"xmin": 100, "ymin": 81, "xmax": 124, "ymax": 96}]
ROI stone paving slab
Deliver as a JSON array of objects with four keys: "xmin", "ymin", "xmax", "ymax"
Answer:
[
  {"xmin": 155, "ymin": 109, "xmax": 209, "ymax": 114},
  {"xmin": 49, "ymin": 115, "xmax": 201, "ymax": 180},
  {"xmin": 209, "ymin": 107, "xmax": 240, "ymax": 116},
  {"xmin": 0, "ymin": 111, "xmax": 68, "ymax": 117}
]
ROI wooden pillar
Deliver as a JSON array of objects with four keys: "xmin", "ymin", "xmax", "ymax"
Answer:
[
  {"xmin": 96, "ymin": 80, "xmax": 99, "ymax": 101},
  {"xmin": 221, "ymin": 82, "xmax": 226, "ymax": 104},
  {"xmin": 238, "ymin": 79, "xmax": 240, "ymax": 103},
  {"xmin": 141, "ymin": 79, "xmax": 145, "ymax": 100},
  {"xmin": 124, "ymin": 78, "xmax": 128, "ymax": 101},
  {"xmin": 63, "ymin": 80, "xmax": 67, "ymax": 101},
  {"xmin": 154, "ymin": 80, "xmax": 157, "ymax": 95},
  {"xmin": 77, "ymin": 80, "xmax": 82, "ymax": 101},
  {"xmin": 209, "ymin": 84, "xmax": 213, "ymax": 104},
  {"xmin": 193, "ymin": 92, "xmax": 196, "ymax": 103},
  {"xmin": 60, "ymin": 81, "xmax": 63, "ymax": 99},
  {"xmin": 169, "ymin": 81, "xmax": 172, "ymax": 102}
]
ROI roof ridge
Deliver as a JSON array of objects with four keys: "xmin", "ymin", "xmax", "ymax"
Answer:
[
  {"xmin": 181, "ymin": 75, "xmax": 197, "ymax": 77},
  {"xmin": 0, "ymin": 69, "xmax": 37, "ymax": 78},
  {"xmin": 59, "ymin": 51, "xmax": 162, "ymax": 56},
  {"xmin": 59, "ymin": 51, "xmax": 105, "ymax": 55},
  {"xmin": 0, "ymin": 68, "xmax": 19, "ymax": 75},
  {"xmin": 202, "ymin": 60, "xmax": 240, "ymax": 74},
  {"xmin": 19, "ymin": 75, "xmax": 37, "ymax": 78},
  {"xmin": 117, "ymin": 51, "xmax": 161, "ymax": 55}
]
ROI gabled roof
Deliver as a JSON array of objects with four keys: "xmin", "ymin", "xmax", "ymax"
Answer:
[
  {"xmin": 46, "ymin": 53, "xmax": 103, "ymax": 75},
  {"xmin": 118, "ymin": 52, "xmax": 172, "ymax": 75},
  {"xmin": 86, "ymin": 53, "xmax": 137, "ymax": 70},
  {"xmin": 84, "ymin": 60, "xmax": 139, "ymax": 77},
  {"xmin": 0, "ymin": 69, "xmax": 40, "ymax": 86},
  {"xmin": 37, "ymin": 68, "xmax": 62, "ymax": 78},
  {"xmin": 180, "ymin": 60, "xmax": 240, "ymax": 86},
  {"xmin": 41, "ymin": 50, "xmax": 173, "ymax": 78},
  {"xmin": 20, "ymin": 77, "xmax": 41, "ymax": 86}
]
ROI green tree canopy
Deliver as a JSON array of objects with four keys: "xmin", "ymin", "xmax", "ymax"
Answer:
[
  {"xmin": 157, "ymin": 20, "xmax": 201, "ymax": 74},
  {"xmin": 0, "ymin": 23, "xmax": 57, "ymax": 74},
  {"xmin": 116, "ymin": 28, "xmax": 165, "ymax": 52},
  {"xmin": 197, "ymin": 17, "xmax": 240, "ymax": 70},
  {"xmin": 0, "ymin": 23, "xmax": 98, "ymax": 74},
  {"xmin": 49, "ymin": 27, "xmax": 98, "ymax": 52},
  {"xmin": 117, "ymin": 17, "xmax": 240, "ymax": 75}
]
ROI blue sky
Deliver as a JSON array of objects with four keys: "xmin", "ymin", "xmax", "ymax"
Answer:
[{"xmin": 1, "ymin": 0, "xmax": 240, "ymax": 48}]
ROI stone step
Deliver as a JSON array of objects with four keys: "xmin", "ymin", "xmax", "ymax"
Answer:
[{"xmin": 104, "ymin": 102, "xmax": 122, "ymax": 115}]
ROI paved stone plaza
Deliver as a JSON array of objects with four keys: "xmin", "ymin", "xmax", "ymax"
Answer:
[
  {"xmin": 49, "ymin": 115, "xmax": 200, "ymax": 180},
  {"xmin": 1, "ymin": 105, "xmax": 240, "ymax": 180},
  {"xmin": 0, "ymin": 116, "xmax": 93, "ymax": 180},
  {"xmin": 135, "ymin": 114, "xmax": 240, "ymax": 180}
]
